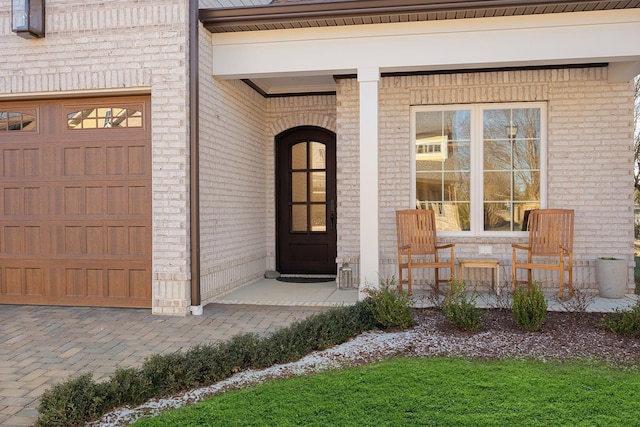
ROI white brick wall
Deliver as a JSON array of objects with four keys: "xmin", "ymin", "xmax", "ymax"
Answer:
[
  {"xmin": 198, "ymin": 71, "xmax": 268, "ymax": 303},
  {"xmin": 265, "ymin": 96, "xmax": 337, "ymax": 271},
  {"xmin": 198, "ymin": 80, "xmax": 336, "ymax": 301},
  {"xmin": 1, "ymin": 1, "xmax": 192, "ymax": 315},
  {"xmin": 336, "ymin": 67, "xmax": 635, "ymax": 293}
]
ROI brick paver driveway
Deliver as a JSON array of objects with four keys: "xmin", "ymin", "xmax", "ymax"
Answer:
[{"xmin": 0, "ymin": 304, "xmax": 326, "ymax": 426}]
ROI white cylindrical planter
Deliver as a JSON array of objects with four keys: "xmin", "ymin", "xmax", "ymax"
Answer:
[{"xmin": 595, "ymin": 258, "xmax": 628, "ymax": 299}]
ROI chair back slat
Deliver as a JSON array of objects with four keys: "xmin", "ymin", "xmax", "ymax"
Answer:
[
  {"xmin": 529, "ymin": 209, "xmax": 574, "ymax": 256},
  {"xmin": 396, "ymin": 209, "xmax": 438, "ymax": 255}
]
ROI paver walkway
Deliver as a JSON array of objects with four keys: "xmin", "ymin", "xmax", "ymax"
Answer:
[{"xmin": 0, "ymin": 303, "xmax": 327, "ymax": 427}]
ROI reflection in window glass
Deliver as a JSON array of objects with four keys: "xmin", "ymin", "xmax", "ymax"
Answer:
[
  {"xmin": 483, "ymin": 107, "xmax": 540, "ymax": 232},
  {"xmin": 292, "ymin": 205, "xmax": 307, "ymax": 232},
  {"xmin": 310, "ymin": 141, "xmax": 326, "ymax": 169},
  {"xmin": 310, "ymin": 172, "xmax": 326, "ymax": 202},
  {"xmin": 289, "ymin": 140, "xmax": 328, "ymax": 233},
  {"xmin": 67, "ymin": 107, "xmax": 143, "ymax": 129},
  {"xmin": 0, "ymin": 110, "xmax": 37, "ymax": 132},
  {"xmin": 291, "ymin": 172, "xmax": 307, "ymax": 203},
  {"xmin": 415, "ymin": 109, "xmax": 471, "ymax": 231},
  {"xmin": 292, "ymin": 142, "xmax": 307, "ymax": 169},
  {"xmin": 413, "ymin": 103, "xmax": 543, "ymax": 234},
  {"xmin": 310, "ymin": 205, "xmax": 326, "ymax": 231}
]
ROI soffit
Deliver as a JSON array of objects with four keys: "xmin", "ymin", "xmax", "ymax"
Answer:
[{"xmin": 200, "ymin": 0, "xmax": 640, "ymax": 33}]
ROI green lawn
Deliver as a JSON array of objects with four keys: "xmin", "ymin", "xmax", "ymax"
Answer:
[{"xmin": 134, "ymin": 357, "xmax": 640, "ymax": 426}]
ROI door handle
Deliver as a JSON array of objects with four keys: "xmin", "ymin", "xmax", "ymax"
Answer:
[{"xmin": 330, "ymin": 199, "xmax": 336, "ymax": 230}]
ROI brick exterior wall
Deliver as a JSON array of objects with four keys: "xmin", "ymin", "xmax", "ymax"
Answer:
[
  {"xmin": 336, "ymin": 67, "xmax": 635, "ymax": 293},
  {"xmin": 0, "ymin": 0, "xmax": 192, "ymax": 314},
  {"xmin": 198, "ymin": 85, "xmax": 336, "ymax": 302},
  {"xmin": 198, "ymin": 67, "xmax": 269, "ymax": 303},
  {"xmin": 265, "ymin": 96, "xmax": 337, "ymax": 271}
]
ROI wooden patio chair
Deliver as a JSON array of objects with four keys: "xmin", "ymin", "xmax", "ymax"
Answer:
[
  {"xmin": 511, "ymin": 209, "xmax": 574, "ymax": 298},
  {"xmin": 396, "ymin": 209, "xmax": 455, "ymax": 294}
]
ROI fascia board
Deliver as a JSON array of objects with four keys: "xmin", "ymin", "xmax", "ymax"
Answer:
[{"xmin": 210, "ymin": 9, "xmax": 640, "ymax": 78}]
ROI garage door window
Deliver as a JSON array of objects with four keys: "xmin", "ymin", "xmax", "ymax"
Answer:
[
  {"xmin": 0, "ymin": 109, "xmax": 37, "ymax": 131},
  {"xmin": 67, "ymin": 107, "xmax": 143, "ymax": 129}
]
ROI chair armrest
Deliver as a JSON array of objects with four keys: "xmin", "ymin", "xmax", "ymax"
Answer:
[
  {"xmin": 400, "ymin": 244, "xmax": 412, "ymax": 251},
  {"xmin": 511, "ymin": 243, "xmax": 530, "ymax": 251},
  {"xmin": 559, "ymin": 246, "xmax": 572, "ymax": 255},
  {"xmin": 435, "ymin": 243, "xmax": 455, "ymax": 250}
]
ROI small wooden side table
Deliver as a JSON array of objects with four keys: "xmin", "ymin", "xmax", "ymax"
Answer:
[{"xmin": 458, "ymin": 258, "xmax": 501, "ymax": 295}]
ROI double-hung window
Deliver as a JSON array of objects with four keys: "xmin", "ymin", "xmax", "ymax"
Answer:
[{"xmin": 411, "ymin": 102, "xmax": 546, "ymax": 235}]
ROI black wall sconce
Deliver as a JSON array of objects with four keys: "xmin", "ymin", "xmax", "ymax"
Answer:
[{"xmin": 12, "ymin": 0, "xmax": 45, "ymax": 38}]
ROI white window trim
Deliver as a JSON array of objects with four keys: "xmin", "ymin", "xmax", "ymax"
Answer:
[{"xmin": 410, "ymin": 102, "xmax": 547, "ymax": 237}]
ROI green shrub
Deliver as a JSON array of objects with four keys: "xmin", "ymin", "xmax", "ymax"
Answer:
[
  {"xmin": 442, "ymin": 280, "xmax": 482, "ymax": 332},
  {"xmin": 602, "ymin": 305, "xmax": 640, "ymax": 338},
  {"xmin": 363, "ymin": 277, "xmax": 414, "ymax": 329},
  {"xmin": 105, "ymin": 367, "xmax": 152, "ymax": 408},
  {"xmin": 512, "ymin": 283, "xmax": 548, "ymax": 331},
  {"xmin": 36, "ymin": 374, "xmax": 108, "ymax": 427},
  {"xmin": 36, "ymin": 301, "xmax": 377, "ymax": 426}
]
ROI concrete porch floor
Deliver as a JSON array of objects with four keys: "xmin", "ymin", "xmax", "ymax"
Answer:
[{"xmin": 215, "ymin": 278, "xmax": 638, "ymax": 312}]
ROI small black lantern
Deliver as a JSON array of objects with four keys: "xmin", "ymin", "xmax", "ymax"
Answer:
[
  {"xmin": 12, "ymin": 0, "xmax": 45, "ymax": 38},
  {"xmin": 505, "ymin": 124, "xmax": 518, "ymax": 141}
]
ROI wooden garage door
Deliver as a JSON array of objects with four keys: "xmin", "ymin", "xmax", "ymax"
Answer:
[{"xmin": 0, "ymin": 96, "xmax": 152, "ymax": 307}]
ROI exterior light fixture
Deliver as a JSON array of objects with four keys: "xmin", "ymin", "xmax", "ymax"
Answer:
[
  {"xmin": 505, "ymin": 124, "xmax": 518, "ymax": 140},
  {"xmin": 12, "ymin": 0, "xmax": 45, "ymax": 39}
]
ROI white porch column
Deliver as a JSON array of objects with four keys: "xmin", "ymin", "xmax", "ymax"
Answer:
[{"xmin": 358, "ymin": 67, "xmax": 380, "ymax": 296}]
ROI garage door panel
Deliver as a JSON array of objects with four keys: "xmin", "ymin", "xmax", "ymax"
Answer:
[
  {"xmin": 3, "ymin": 267, "xmax": 23, "ymax": 295},
  {"xmin": 107, "ymin": 186, "xmax": 128, "ymax": 215},
  {"xmin": 108, "ymin": 269, "xmax": 127, "ymax": 298},
  {"xmin": 3, "ymin": 149, "xmax": 20, "ymax": 176},
  {"xmin": 85, "ymin": 147, "xmax": 106, "ymax": 175},
  {"xmin": 64, "ymin": 147, "xmax": 85, "ymax": 175},
  {"xmin": 65, "ymin": 268, "xmax": 85, "ymax": 297},
  {"xmin": 86, "ymin": 187, "xmax": 104, "ymax": 214},
  {"xmin": 129, "ymin": 226, "xmax": 148, "ymax": 255},
  {"xmin": 4, "ymin": 226, "xmax": 24, "ymax": 253},
  {"xmin": 25, "ymin": 187, "xmax": 42, "ymax": 215},
  {"xmin": 4, "ymin": 188, "xmax": 22, "ymax": 215},
  {"xmin": 64, "ymin": 187, "xmax": 83, "ymax": 215},
  {"xmin": 107, "ymin": 226, "xmax": 128, "ymax": 255},
  {"xmin": 0, "ymin": 96, "xmax": 151, "ymax": 308},
  {"xmin": 106, "ymin": 146, "xmax": 126, "ymax": 175},
  {"xmin": 87, "ymin": 269, "xmax": 104, "ymax": 298},
  {"xmin": 129, "ymin": 270, "xmax": 150, "ymax": 298},
  {"xmin": 87, "ymin": 226, "xmax": 104, "ymax": 254},
  {"xmin": 25, "ymin": 226, "xmax": 44, "ymax": 254},
  {"xmin": 128, "ymin": 145, "xmax": 147, "ymax": 175},
  {"xmin": 25, "ymin": 268, "xmax": 44, "ymax": 296},
  {"xmin": 64, "ymin": 226, "xmax": 83, "ymax": 254},
  {"xmin": 129, "ymin": 186, "xmax": 147, "ymax": 215}
]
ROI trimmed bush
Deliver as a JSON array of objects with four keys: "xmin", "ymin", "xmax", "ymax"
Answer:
[
  {"xmin": 36, "ymin": 301, "xmax": 377, "ymax": 426},
  {"xmin": 363, "ymin": 277, "xmax": 415, "ymax": 329},
  {"xmin": 512, "ymin": 283, "xmax": 548, "ymax": 332},
  {"xmin": 36, "ymin": 374, "xmax": 109, "ymax": 427},
  {"xmin": 442, "ymin": 280, "xmax": 482, "ymax": 332},
  {"xmin": 602, "ymin": 305, "xmax": 640, "ymax": 338}
]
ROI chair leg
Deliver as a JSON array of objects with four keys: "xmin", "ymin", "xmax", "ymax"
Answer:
[
  {"xmin": 434, "ymin": 268, "xmax": 439, "ymax": 293},
  {"xmin": 407, "ymin": 264, "xmax": 413, "ymax": 295},
  {"xmin": 568, "ymin": 267, "xmax": 573, "ymax": 297},
  {"xmin": 398, "ymin": 261, "xmax": 403, "ymax": 293}
]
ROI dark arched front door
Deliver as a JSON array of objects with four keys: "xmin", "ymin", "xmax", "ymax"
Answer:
[{"xmin": 276, "ymin": 126, "xmax": 337, "ymax": 274}]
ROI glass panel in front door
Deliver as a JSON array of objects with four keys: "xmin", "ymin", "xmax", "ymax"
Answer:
[{"xmin": 290, "ymin": 141, "xmax": 327, "ymax": 233}]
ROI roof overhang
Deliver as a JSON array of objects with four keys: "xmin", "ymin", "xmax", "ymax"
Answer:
[
  {"xmin": 199, "ymin": 0, "xmax": 640, "ymax": 33},
  {"xmin": 200, "ymin": 1, "xmax": 640, "ymax": 95}
]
